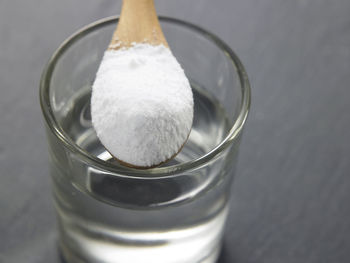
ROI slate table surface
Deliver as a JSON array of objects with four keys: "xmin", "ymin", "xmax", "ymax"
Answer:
[{"xmin": 1, "ymin": 1, "xmax": 349, "ymax": 262}]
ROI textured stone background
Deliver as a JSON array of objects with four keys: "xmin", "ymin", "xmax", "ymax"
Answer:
[{"xmin": 1, "ymin": 0, "xmax": 349, "ymax": 262}]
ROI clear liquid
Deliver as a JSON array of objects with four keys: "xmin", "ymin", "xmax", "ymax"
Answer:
[
  {"xmin": 61, "ymin": 84, "xmax": 230, "ymax": 167},
  {"xmin": 53, "ymin": 85, "xmax": 232, "ymax": 263}
]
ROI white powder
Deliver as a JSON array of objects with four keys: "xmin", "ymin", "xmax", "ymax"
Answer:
[{"xmin": 91, "ymin": 44, "xmax": 193, "ymax": 167}]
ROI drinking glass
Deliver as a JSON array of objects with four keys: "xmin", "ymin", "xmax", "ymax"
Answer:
[{"xmin": 40, "ymin": 16, "xmax": 250, "ymax": 263}]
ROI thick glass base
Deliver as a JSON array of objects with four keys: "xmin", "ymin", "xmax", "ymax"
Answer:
[
  {"xmin": 57, "ymin": 206, "xmax": 226, "ymax": 263},
  {"xmin": 59, "ymin": 237, "xmax": 222, "ymax": 263}
]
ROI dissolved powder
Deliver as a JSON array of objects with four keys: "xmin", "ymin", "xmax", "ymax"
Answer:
[{"xmin": 91, "ymin": 44, "xmax": 193, "ymax": 167}]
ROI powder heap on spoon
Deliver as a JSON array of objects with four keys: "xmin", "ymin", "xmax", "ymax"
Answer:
[{"xmin": 91, "ymin": 0, "xmax": 193, "ymax": 168}]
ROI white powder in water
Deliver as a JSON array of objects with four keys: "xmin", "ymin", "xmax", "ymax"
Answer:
[{"xmin": 91, "ymin": 44, "xmax": 193, "ymax": 167}]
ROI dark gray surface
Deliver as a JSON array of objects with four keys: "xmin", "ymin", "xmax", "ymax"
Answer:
[{"xmin": 1, "ymin": 0, "xmax": 350, "ymax": 262}]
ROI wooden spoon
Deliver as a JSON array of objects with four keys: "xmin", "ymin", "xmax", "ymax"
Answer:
[
  {"xmin": 109, "ymin": 0, "xmax": 168, "ymax": 50},
  {"xmin": 96, "ymin": 0, "xmax": 191, "ymax": 169}
]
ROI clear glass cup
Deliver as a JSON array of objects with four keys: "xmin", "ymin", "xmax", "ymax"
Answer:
[{"xmin": 40, "ymin": 16, "xmax": 250, "ymax": 263}]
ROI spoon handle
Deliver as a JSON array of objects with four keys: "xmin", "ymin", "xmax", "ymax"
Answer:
[{"xmin": 109, "ymin": 0, "xmax": 168, "ymax": 50}]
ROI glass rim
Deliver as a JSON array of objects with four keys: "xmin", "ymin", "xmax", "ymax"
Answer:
[{"xmin": 40, "ymin": 16, "xmax": 251, "ymax": 178}]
